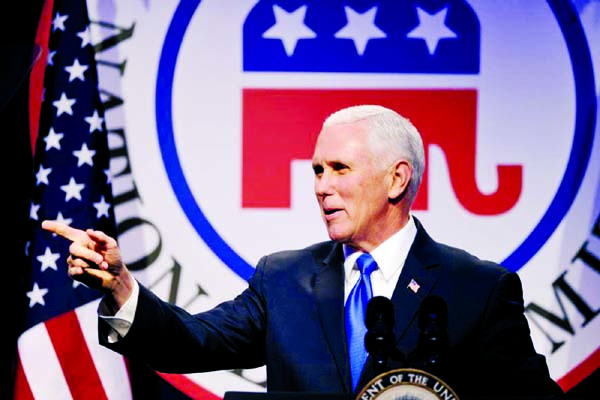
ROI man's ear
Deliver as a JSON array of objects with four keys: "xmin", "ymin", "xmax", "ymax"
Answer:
[{"xmin": 389, "ymin": 160, "xmax": 412, "ymax": 201}]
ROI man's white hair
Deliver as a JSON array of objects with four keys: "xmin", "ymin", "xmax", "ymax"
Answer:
[{"xmin": 323, "ymin": 105, "xmax": 425, "ymax": 205}]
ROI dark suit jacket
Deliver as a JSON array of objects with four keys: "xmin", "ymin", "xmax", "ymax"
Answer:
[{"xmin": 100, "ymin": 218, "xmax": 563, "ymax": 398}]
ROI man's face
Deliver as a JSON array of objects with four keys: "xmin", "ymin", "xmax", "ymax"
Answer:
[{"xmin": 312, "ymin": 120, "xmax": 395, "ymax": 251}]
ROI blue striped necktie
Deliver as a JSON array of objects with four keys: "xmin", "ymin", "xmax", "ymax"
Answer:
[{"xmin": 345, "ymin": 253, "xmax": 378, "ymax": 391}]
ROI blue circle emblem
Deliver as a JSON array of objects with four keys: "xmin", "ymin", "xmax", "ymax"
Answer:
[{"xmin": 155, "ymin": 0, "xmax": 596, "ymax": 280}]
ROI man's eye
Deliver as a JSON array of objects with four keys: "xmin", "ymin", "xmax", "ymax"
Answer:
[
  {"xmin": 313, "ymin": 165, "xmax": 323, "ymax": 175},
  {"xmin": 332, "ymin": 162, "xmax": 348, "ymax": 171}
]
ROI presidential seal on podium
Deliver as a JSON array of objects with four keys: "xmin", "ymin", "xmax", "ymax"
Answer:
[{"xmin": 355, "ymin": 368, "xmax": 459, "ymax": 400}]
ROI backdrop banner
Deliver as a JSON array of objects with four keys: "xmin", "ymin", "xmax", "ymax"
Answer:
[{"xmin": 86, "ymin": 0, "xmax": 600, "ymax": 397}]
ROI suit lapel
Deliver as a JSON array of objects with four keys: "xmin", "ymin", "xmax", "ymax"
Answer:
[
  {"xmin": 314, "ymin": 243, "xmax": 351, "ymax": 392},
  {"xmin": 391, "ymin": 218, "xmax": 441, "ymax": 343}
]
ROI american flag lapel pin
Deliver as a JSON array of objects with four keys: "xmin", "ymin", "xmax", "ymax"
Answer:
[{"xmin": 408, "ymin": 279, "xmax": 420, "ymax": 293}]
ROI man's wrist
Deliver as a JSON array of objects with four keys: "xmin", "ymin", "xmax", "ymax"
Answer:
[
  {"xmin": 99, "ymin": 279, "xmax": 139, "ymax": 341},
  {"xmin": 103, "ymin": 268, "xmax": 136, "ymax": 315}
]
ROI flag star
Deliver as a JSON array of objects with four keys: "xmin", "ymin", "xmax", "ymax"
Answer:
[
  {"xmin": 406, "ymin": 6, "xmax": 458, "ymax": 55},
  {"xmin": 37, "ymin": 246, "xmax": 60, "ymax": 272},
  {"xmin": 84, "ymin": 110, "xmax": 104, "ymax": 133},
  {"xmin": 94, "ymin": 195, "xmax": 111, "ymax": 218},
  {"xmin": 104, "ymin": 168, "xmax": 112, "ymax": 184},
  {"xmin": 53, "ymin": 92, "xmax": 76, "ymax": 117},
  {"xmin": 60, "ymin": 177, "xmax": 85, "ymax": 201},
  {"xmin": 263, "ymin": 5, "xmax": 316, "ymax": 56},
  {"xmin": 54, "ymin": 212, "xmax": 73, "ymax": 227},
  {"xmin": 27, "ymin": 283, "xmax": 49, "ymax": 307},
  {"xmin": 36, "ymin": 165, "xmax": 52, "ymax": 186},
  {"xmin": 52, "ymin": 12, "xmax": 68, "ymax": 32},
  {"xmin": 73, "ymin": 143, "xmax": 96, "ymax": 167},
  {"xmin": 47, "ymin": 50, "xmax": 56, "ymax": 66},
  {"xmin": 334, "ymin": 6, "xmax": 386, "ymax": 56},
  {"xmin": 77, "ymin": 26, "xmax": 92, "ymax": 47},
  {"xmin": 44, "ymin": 127, "xmax": 64, "ymax": 151},
  {"xmin": 65, "ymin": 58, "xmax": 88, "ymax": 82},
  {"xmin": 30, "ymin": 203, "xmax": 41, "ymax": 220}
]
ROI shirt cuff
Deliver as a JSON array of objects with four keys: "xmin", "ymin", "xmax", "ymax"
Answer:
[{"xmin": 98, "ymin": 279, "xmax": 140, "ymax": 343}]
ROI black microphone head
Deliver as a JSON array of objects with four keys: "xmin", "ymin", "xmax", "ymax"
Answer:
[
  {"xmin": 365, "ymin": 296, "xmax": 400, "ymax": 372},
  {"xmin": 366, "ymin": 296, "xmax": 395, "ymax": 329},
  {"xmin": 418, "ymin": 295, "xmax": 448, "ymax": 331}
]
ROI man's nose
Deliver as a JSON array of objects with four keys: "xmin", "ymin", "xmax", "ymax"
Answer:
[{"xmin": 315, "ymin": 171, "xmax": 333, "ymax": 196}]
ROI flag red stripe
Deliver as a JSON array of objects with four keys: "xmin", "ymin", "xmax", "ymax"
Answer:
[
  {"xmin": 29, "ymin": 0, "xmax": 54, "ymax": 156},
  {"xmin": 157, "ymin": 372, "xmax": 222, "ymax": 400},
  {"xmin": 12, "ymin": 355, "xmax": 35, "ymax": 400},
  {"xmin": 45, "ymin": 311, "xmax": 108, "ymax": 400},
  {"xmin": 557, "ymin": 346, "xmax": 600, "ymax": 392}
]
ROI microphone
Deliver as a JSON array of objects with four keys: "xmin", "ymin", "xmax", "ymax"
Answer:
[
  {"xmin": 412, "ymin": 295, "xmax": 449, "ymax": 373},
  {"xmin": 365, "ymin": 296, "xmax": 404, "ymax": 373}
]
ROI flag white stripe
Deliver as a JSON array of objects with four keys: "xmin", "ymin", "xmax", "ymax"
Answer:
[{"xmin": 18, "ymin": 323, "xmax": 73, "ymax": 400}]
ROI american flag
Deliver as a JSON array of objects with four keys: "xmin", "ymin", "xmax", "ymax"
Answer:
[
  {"xmin": 13, "ymin": 0, "xmax": 132, "ymax": 398},
  {"xmin": 407, "ymin": 279, "xmax": 421, "ymax": 294}
]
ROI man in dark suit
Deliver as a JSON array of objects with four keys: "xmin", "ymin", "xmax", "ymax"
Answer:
[{"xmin": 43, "ymin": 105, "xmax": 563, "ymax": 398}]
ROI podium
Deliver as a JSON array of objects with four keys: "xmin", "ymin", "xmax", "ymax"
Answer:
[
  {"xmin": 223, "ymin": 367, "xmax": 568, "ymax": 400},
  {"xmin": 224, "ymin": 393, "xmax": 349, "ymax": 400},
  {"xmin": 224, "ymin": 394, "xmax": 571, "ymax": 400},
  {"xmin": 222, "ymin": 367, "xmax": 568, "ymax": 400}
]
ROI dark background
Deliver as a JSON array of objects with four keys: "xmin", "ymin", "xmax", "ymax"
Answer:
[
  {"xmin": 2, "ymin": 1, "xmax": 40, "ymax": 399},
  {"xmin": 2, "ymin": 1, "xmax": 597, "ymax": 399}
]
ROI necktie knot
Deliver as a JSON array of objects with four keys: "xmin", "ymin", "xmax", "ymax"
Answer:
[{"xmin": 356, "ymin": 253, "xmax": 377, "ymax": 276}]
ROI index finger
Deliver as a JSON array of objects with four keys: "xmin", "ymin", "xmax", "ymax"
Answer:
[{"xmin": 42, "ymin": 220, "xmax": 88, "ymax": 242}]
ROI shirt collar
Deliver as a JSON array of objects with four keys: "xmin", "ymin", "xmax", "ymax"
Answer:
[{"xmin": 343, "ymin": 215, "xmax": 417, "ymax": 280}]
